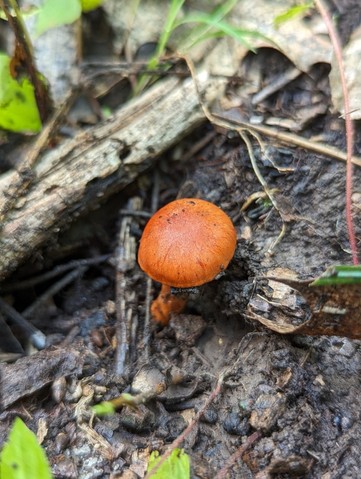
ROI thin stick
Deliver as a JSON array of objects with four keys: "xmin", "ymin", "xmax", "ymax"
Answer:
[
  {"xmin": 143, "ymin": 171, "xmax": 160, "ymax": 360},
  {"xmin": 314, "ymin": 0, "xmax": 358, "ymax": 264},
  {"xmin": 0, "ymin": 297, "xmax": 46, "ymax": 349},
  {"xmin": 239, "ymin": 129, "xmax": 286, "ymax": 253},
  {"xmin": 143, "ymin": 277, "xmax": 153, "ymax": 361},
  {"xmin": 115, "ymin": 264, "xmax": 129, "ymax": 377},
  {"xmin": 114, "ymin": 197, "xmax": 142, "ymax": 377},
  {"xmin": 212, "ymin": 113, "xmax": 361, "ymax": 168},
  {"xmin": 22, "ymin": 266, "xmax": 87, "ymax": 319},
  {"xmin": 0, "ymin": 313, "xmax": 24, "ymax": 354},
  {"xmin": 1, "ymin": 255, "xmax": 109, "ymax": 292},
  {"xmin": 144, "ymin": 374, "xmax": 224, "ymax": 479},
  {"xmin": 214, "ymin": 431, "xmax": 262, "ymax": 479},
  {"xmin": 3, "ymin": 0, "xmax": 51, "ymax": 122}
]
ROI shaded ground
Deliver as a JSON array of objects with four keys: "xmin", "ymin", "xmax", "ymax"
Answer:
[{"xmin": 1, "ymin": 2, "xmax": 361, "ymax": 479}]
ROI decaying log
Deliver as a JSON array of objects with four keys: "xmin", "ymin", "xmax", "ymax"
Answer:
[{"xmin": 0, "ymin": 74, "xmax": 224, "ymax": 280}]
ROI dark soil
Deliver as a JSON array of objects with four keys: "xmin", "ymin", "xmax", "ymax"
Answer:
[{"xmin": 1, "ymin": 2, "xmax": 361, "ymax": 479}]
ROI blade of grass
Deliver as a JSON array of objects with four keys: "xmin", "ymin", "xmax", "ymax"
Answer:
[
  {"xmin": 134, "ymin": 0, "xmax": 185, "ymax": 94},
  {"xmin": 183, "ymin": 29, "xmax": 255, "ymax": 52},
  {"xmin": 175, "ymin": 0, "xmax": 238, "ymax": 51},
  {"xmin": 273, "ymin": 2, "xmax": 313, "ymax": 27},
  {"xmin": 311, "ymin": 265, "xmax": 361, "ymax": 286},
  {"xmin": 134, "ymin": 0, "xmax": 254, "ymax": 94},
  {"xmin": 178, "ymin": 16, "xmax": 275, "ymax": 51},
  {"xmin": 150, "ymin": 0, "xmax": 185, "ymax": 68}
]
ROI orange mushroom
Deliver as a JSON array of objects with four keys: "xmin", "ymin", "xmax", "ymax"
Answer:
[{"xmin": 138, "ymin": 198, "xmax": 237, "ymax": 325}]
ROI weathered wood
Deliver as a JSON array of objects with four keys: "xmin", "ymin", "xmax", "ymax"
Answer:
[
  {"xmin": 0, "ymin": 75, "xmax": 224, "ymax": 280},
  {"xmin": 0, "ymin": 343, "xmax": 96, "ymax": 409}
]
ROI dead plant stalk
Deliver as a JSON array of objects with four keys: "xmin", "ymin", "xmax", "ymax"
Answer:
[
  {"xmin": 144, "ymin": 374, "xmax": 224, "ymax": 479},
  {"xmin": 314, "ymin": 0, "xmax": 359, "ymax": 264}
]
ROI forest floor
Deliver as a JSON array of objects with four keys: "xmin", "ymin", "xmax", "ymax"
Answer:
[{"xmin": 1, "ymin": 1, "xmax": 361, "ymax": 478}]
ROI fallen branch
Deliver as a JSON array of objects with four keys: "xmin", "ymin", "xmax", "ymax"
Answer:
[{"xmin": 0, "ymin": 74, "xmax": 224, "ymax": 280}]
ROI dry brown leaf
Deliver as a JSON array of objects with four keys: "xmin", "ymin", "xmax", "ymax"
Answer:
[
  {"xmin": 330, "ymin": 25, "xmax": 361, "ymax": 119},
  {"xmin": 233, "ymin": 0, "xmax": 332, "ymax": 72}
]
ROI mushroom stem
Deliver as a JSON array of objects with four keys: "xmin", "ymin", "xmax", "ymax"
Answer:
[{"xmin": 151, "ymin": 284, "xmax": 187, "ymax": 325}]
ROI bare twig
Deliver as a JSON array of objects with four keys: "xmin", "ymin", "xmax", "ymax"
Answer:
[
  {"xmin": 0, "ymin": 313, "xmax": 24, "ymax": 354},
  {"xmin": 252, "ymin": 67, "xmax": 301, "ymax": 105},
  {"xmin": 21, "ymin": 266, "xmax": 87, "ymax": 319},
  {"xmin": 181, "ymin": 130, "xmax": 217, "ymax": 163},
  {"xmin": 1, "ymin": 254, "xmax": 110, "ymax": 292},
  {"xmin": 239, "ymin": 129, "xmax": 287, "ymax": 253},
  {"xmin": 212, "ymin": 113, "xmax": 361, "ymax": 168},
  {"xmin": 118, "ymin": 210, "xmax": 151, "ymax": 219},
  {"xmin": 1, "ymin": 0, "xmax": 51, "ymax": 122},
  {"xmin": 215, "ymin": 431, "xmax": 262, "ymax": 479},
  {"xmin": 145, "ymin": 374, "xmax": 225, "ymax": 479},
  {"xmin": 114, "ymin": 197, "xmax": 142, "ymax": 378},
  {"xmin": 143, "ymin": 276, "xmax": 153, "ymax": 362},
  {"xmin": 314, "ymin": 0, "xmax": 358, "ymax": 264},
  {"xmin": 0, "ymin": 297, "xmax": 46, "ymax": 349},
  {"xmin": 142, "ymin": 172, "xmax": 161, "ymax": 361}
]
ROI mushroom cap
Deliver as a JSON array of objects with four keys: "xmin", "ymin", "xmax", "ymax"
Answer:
[{"xmin": 138, "ymin": 198, "xmax": 237, "ymax": 288}]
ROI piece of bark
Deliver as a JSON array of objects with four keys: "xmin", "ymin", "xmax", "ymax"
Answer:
[
  {"xmin": 0, "ymin": 343, "xmax": 97, "ymax": 410},
  {"xmin": 0, "ymin": 74, "xmax": 224, "ymax": 280}
]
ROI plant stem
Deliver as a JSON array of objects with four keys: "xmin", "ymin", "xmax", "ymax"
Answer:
[
  {"xmin": 314, "ymin": 0, "xmax": 359, "ymax": 264},
  {"xmin": 144, "ymin": 374, "xmax": 224, "ymax": 478},
  {"xmin": 3, "ymin": 0, "xmax": 50, "ymax": 123},
  {"xmin": 215, "ymin": 431, "xmax": 262, "ymax": 479},
  {"xmin": 133, "ymin": 0, "xmax": 185, "ymax": 95}
]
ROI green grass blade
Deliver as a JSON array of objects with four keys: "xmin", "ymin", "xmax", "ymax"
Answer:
[
  {"xmin": 311, "ymin": 265, "xmax": 361, "ymax": 286},
  {"xmin": 178, "ymin": 14, "xmax": 275, "ymax": 52},
  {"xmin": 274, "ymin": 2, "xmax": 313, "ymax": 27},
  {"xmin": 175, "ymin": 0, "xmax": 238, "ymax": 51},
  {"xmin": 153, "ymin": 0, "xmax": 185, "ymax": 62},
  {"xmin": 134, "ymin": 0, "xmax": 184, "ymax": 94}
]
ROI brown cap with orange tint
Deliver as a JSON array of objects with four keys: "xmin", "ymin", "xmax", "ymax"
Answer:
[{"xmin": 138, "ymin": 198, "xmax": 237, "ymax": 288}]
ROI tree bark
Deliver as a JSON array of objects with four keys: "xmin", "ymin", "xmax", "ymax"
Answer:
[{"xmin": 0, "ymin": 74, "xmax": 224, "ymax": 280}]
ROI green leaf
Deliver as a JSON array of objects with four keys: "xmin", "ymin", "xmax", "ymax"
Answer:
[
  {"xmin": 310, "ymin": 265, "xmax": 361, "ymax": 286},
  {"xmin": 146, "ymin": 449, "xmax": 190, "ymax": 479},
  {"xmin": 273, "ymin": 3, "xmax": 313, "ymax": 27},
  {"xmin": 80, "ymin": 0, "xmax": 103, "ymax": 12},
  {"xmin": 0, "ymin": 54, "xmax": 41, "ymax": 133},
  {"xmin": 0, "ymin": 418, "xmax": 52, "ymax": 479},
  {"xmin": 92, "ymin": 401, "xmax": 116, "ymax": 416},
  {"xmin": 35, "ymin": 0, "xmax": 81, "ymax": 37}
]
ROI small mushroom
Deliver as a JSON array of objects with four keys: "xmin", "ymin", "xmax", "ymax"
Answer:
[{"xmin": 138, "ymin": 198, "xmax": 237, "ymax": 324}]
